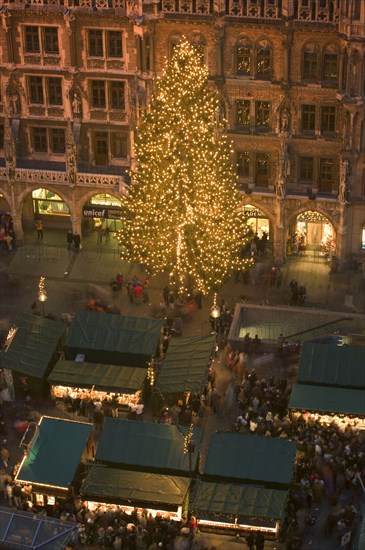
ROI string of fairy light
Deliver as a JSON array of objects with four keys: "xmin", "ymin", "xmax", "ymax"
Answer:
[{"xmin": 115, "ymin": 38, "xmax": 253, "ymax": 295}]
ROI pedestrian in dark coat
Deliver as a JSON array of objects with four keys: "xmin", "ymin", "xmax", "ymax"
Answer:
[
  {"xmin": 255, "ymin": 531, "xmax": 265, "ymax": 550},
  {"xmin": 67, "ymin": 229, "xmax": 73, "ymax": 250},
  {"xmin": 246, "ymin": 531, "xmax": 255, "ymax": 550},
  {"xmin": 73, "ymin": 232, "xmax": 81, "ymax": 251}
]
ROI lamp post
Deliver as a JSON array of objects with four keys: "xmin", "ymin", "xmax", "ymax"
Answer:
[
  {"xmin": 210, "ymin": 292, "xmax": 220, "ymax": 333},
  {"xmin": 38, "ymin": 276, "xmax": 47, "ymax": 317}
]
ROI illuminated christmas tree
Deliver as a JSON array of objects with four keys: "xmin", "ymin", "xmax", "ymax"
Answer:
[{"xmin": 116, "ymin": 38, "xmax": 252, "ymax": 295}]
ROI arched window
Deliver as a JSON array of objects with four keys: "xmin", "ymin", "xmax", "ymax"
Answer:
[
  {"xmin": 236, "ymin": 37, "xmax": 252, "ymax": 76},
  {"xmin": 255, "ymin": 39, "xmax": 272, "ymax": 79},
  {"xmin": 190, "ymin": 32, "xmax": 206, "ymax": 65},
  {"xmin": 168, "ymin": 32, "xmax": 182, "ymax": 60},
  {"xmin": 302, "ymin": 42, "xmax": 319, "ymax": 80},
  {"xmin": 323, "ymin": 44, "xmax": 338, "ymax": 82}
]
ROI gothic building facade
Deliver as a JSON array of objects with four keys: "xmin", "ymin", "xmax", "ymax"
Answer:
[{"xmin": 0, "ymin": 0, "xmax": 364, "ymax": 264}]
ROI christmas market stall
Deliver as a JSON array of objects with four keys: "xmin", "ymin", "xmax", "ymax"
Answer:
[
  {"xmin": 190, "ymin": 432, "xmax": 296, "ymax": 537},
  {"xmin": 64, "ymin": 312, "xmax": 162, "ymax": 367},
  {"xmin": 288, "ymin": 384, "xmax": 365, "ymax": 429},
  {"xmin": 48, "ymin": 359, "xmax": 147, "ymax": 414},
  {"xmin": 78, "ymin": 418, "xmax": 202, "ymax": 520},
  {"xmin": 155, "ymin": 335, "xmax": 215, "ymax": 408},
  {"xmin": 14, "ymin": 416, "xmax": 93, "ymax": 508},
  {"xmin": 0, "ymin": 314, "xmax": 66, "ymax": 400},
  {"xmin": 297, "ymin": 342, "xmax": 365, "ymax": 389},
  {"xmin": 80, "ymin": 466, "xmax": 191, "ymax": 521}
]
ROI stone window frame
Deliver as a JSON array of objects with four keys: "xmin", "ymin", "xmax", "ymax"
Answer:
[
  {"xmin": 319, "ymin": 157, "xmax": 335, "ymax": 193},
  {"xmin": 302, "ymin": 41, "xmax": 319, "ymax": 81},
  {"xmin": 255, "ymin": 100, "xmax": 271, "ymax": 132},
  {"xmin": 23, "ymin": 25, "xmax": 60, "ymax": 56},
  {"xmin": 322, "ymin": 43, "xmax": 339, "ymax": 83},
  {"xmin": 86, "ymin": 28, "xmax": 125, "ymax": 60},
  {"xmin": 27, "ymin": 75, "xmax": 64, "ymax": 107},
  {"xmin": 301, "ymin": 104, "xmax": 316, "ymax": 135},
  {"xmin": 89, "ymin": 79, "xmax": 127, "ymax": 111},
  {"xmin": 234, "ymin": 36, "xmax": 273, "ymax": 79},
  {"xmin": 30, "ymin": 126, "xmax": 66, "ymax": 155},
  {"xmin": 320, "ymin": 105, "xmax": 337, "ymax": 136},
  {"xmin": 92, "ymin": 130, "xmax": 129, "ymax": 165},
  {"xmin": 235, "ymin": 150, "xmax": 271, "ymax": 186}
]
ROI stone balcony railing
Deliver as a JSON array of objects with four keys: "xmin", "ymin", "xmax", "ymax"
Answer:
[
  {"xmin": 1, "ymin": 0, "xmax": 126, "ymax": 10},
  {"xmin": 0, "ymin": 167, "xmax": 122, "ymax": 188}
]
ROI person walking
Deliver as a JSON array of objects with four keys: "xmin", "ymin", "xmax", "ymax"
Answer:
[
  {"xmin": 96, "ymin": 224, "xmax": 104, "ymax": 243},
  {"xmin": 67, "ymin": 229, "xmax": 73, "ymax": 250},
  {"xmin": 73, "ymin": 232, "xmax": 81, "ymax": 252},
  {"xmin": 246, "ymin": 532, "xmax": 255, "ymax": 550},
  {"xmin": 254, "ymin": 531, "xmax": 265, "ymax": 550},
  {"xmin": 276, "ymin": 267, "xmax": 283, "ymax": 288},
  {"xmin": 35, "ymin": 218, "xmax": 43, "ymax": 240}
]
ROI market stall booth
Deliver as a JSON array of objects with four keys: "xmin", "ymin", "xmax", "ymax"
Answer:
[
  {"xmin": 95, "ymin": 418, "xmax": 202, "ymax": 476},
  {"xmin": 80, "ymin": 466, "xmax": 191, "ymax": 521},
  {"xmin": 297, "ymin": 342, "xmax": 365, "ymax": 389},
  {"xmin": 0, "ymin": 506, "xmax": 77, "ymax": 549},
  {"xmin": 14, "ymin": 416, "xmax": 93, "ymax": 508},
  {"xmin": 78, "ymin": 418, "xmax": 201, "ymax": 521},
  {"xmin": 190, "ymin": 432, "xmax": 296, "ymax": 538},
  {"xmin": 0, "ymin": 314, "xmax": 66, "ymax": 399},
  {"xmin": 288, "ymin": 383, "xmax": 365, "ymax": 429},
  {"xmin": 48, "ymin": 359, "xmax": 147, "ymax": 415},
  {"xmin": 64, "ymin": 312, "xmax": 162, "ymax": 367},
  {"xmin": 155, "ymin": 335, "xmax": 215, "ymax": 408}
]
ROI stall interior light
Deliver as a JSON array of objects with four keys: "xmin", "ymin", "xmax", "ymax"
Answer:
[
  {"xmin": 197, "ymin": 518, "xmax": 277, "ymax": 534},
  {"xmin": 51, "ymin": 385, "xmax": 141, "ymax": 409},
  {"xmin": 86, "ymin": 501, "xmax": 182, "ymax": 521},
  {"xmin": 292, "ymin": 411, "xmax": 365, "ymax": 429}
]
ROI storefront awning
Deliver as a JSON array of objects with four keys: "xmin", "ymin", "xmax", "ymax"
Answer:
[
  {"xmin": 0, "ymin": 314, "xmax": 65, "ymax": 379},
  {"xmin": 80, "ymin": 465, "xmax": 191, "ymax": 507},
  {"xmin": 191, "ymin": 480, "xmax": 288, "ymax": 521},
  {"xmin": 48, "ymin": 360, "xmax": 146, "ymax": 393},
  {"xmin": 157, "ymin": 336, "xmax": 215, "ymax": 394},
  {"xmin": 65, "ymin": 312, "xmax": 162, "ymax": 367},
  {"xmin": 15, "ymin": 416, "xmax": 92, "ymax": 490},
  {"xmin": 289, "ymin": 383, "xmax": 365, "ymax": 417},
  {"xmin": 96, "ymin": 418, "xmax": 202, "ymax": 475},
  {"xmin": 204, "ymin": 432, "xmax": 296, "ymax": 487},
  {"xmin": 298, "ymin": 343, "xmax": 365, "ymax": 389},
  {"xmin": 0, "ymin": 506, "xmax": 76, "ymax": 550}
]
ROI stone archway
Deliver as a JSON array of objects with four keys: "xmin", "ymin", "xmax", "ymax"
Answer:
[
  {"xmin": 19, "ymin": 186, "xmax": 73, "ymax": 234},
  {"xmin": 287, "ymin": 208, "xmax": 337, "ymax": 261},
  {"xmin": 79, "ymin": 191, "xmax": 124, "ymax": 241},
  {"xmin": 239, "ymin": 200, "xmax": 276, "ymax": 258}
]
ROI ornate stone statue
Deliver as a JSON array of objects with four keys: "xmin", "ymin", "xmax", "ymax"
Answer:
[
  {"xmin": 10, "ymin": 93, "xmax": 20, "ymax": 116},
  {"xmin": 4, "ymin": 118, "xmax": 15, "ymax": 181},
  {"xmin": 72, "ymin": 93, "xmax": 81, "ymax": 117},
  {"xmin": 280, "ymin": 107, "xmax": 291, "ymax": 136},
  {"xmin": 338, "ymin": 159, "xmax": 350, "ymax": 204},
  {"xmin": 276, "ymin": 176, "xmax": 285, "ymax": 199}
]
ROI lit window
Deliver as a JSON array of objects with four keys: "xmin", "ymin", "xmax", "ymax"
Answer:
[
  {"xmin": 236, "ymin": 100, "xmax": 250, "ymax": 127},
  {"xmin": 256, "ymin": 48, "xmax": 271, "ymax": 78},
  {"xmin": 236, "ymin": 39, "xmax": 251, "ymax": 75},
  {"xmin": 255, "ymin": 101, "xmax": 270, "ymax": 130},
  {"xmin": 361, "ymin": 227, "xmax": 365, "ymax": 250},
  {"xmin": 237, "ymin": 152, "xmax": 250, "ymax": 177}
]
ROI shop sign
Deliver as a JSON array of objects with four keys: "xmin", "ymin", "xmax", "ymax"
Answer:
[
  {"xmin": 83, "ymin": 206, "xmax": 122, "ymax": 219},
  {"xmin": 242, "ymin": 207, "xmax": 262, "ymax": 218}
]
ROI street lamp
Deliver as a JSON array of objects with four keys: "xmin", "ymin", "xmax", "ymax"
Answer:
[
  {"xmin": 38, "ymin": 276, "xmax": 47, "ymax": 316},
  {"xmin": 210, "ymin": 292, "xmax": 220, "ymax": 319}
]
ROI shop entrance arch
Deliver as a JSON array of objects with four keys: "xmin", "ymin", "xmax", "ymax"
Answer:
[
  {"xmin": 82, "ymin": 193, "xmax": 123, "ymax": 240},
  {"xmin": 287, "ymin": 210, "xmax": 335, "ymax": 260},
  {"xmin": 21, "ymin": 187, "xmax": 71, "ymax": 232},
  {"xmin": 240, "ymin": 204, "xmax": 272, "ymax": 257}
]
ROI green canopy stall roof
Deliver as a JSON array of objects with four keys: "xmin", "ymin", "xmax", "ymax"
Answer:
[
  {"xmin": 157, "ymin": 335, "xmax": 215, "ymax": 394},
  {"xmin": 191, "ymin": 480, "xmax": 288, "ymax": 521},
  {"xmin": 65, "ymin": 312, "xmax": 162, "ymax": 367},
  {"xmin": 0, "ymin": 314, "xmax": 65, "ymax": 379},
  {"xmin": 80, "ymin": 465, "xmax": 191, "ymax": 507},
  {"xmin": 298, "ymin": 343, "xmax": 365, "ymax": 389},
  {"xmin": 289, "ymin": 383, "xmax": 365, "ymax": 417},
  {"xmin": 48, "ymin": 360, "xmax": 146, "ymax": 393},
  {"xmin": 204, "ymin": 432, "xmax": 296, "ymax": 487},
  {"xmin": 96, "ymin": 418, "xmax": 202, "ymax": 475},
  {"xmin": 15, "ymin": 416, "xmax": 92, "ymax": 490}
]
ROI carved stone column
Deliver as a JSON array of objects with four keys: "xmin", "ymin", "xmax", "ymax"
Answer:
[
  {"xmin": 10, "ymin": 211, "xmax": 24, "ymax": 244},
  {"xmin": 273, "ymin": 199, "xmax": 285, "ymax": 265},
  {"xmin": 335, "ymin": 207, "xmax": 347, "ymax": 264},
  {"xmin": 1, "ymin": 9, "xmax": 14, "ymax": 64},
  {"xmin": 215, "ymin": 19, "xmax": 225, "ymax": 80}
]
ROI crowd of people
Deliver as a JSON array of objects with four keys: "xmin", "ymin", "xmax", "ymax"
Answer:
[{"xmin": 0, "ymin": 214, "xmax": 15, "ymax": 251}]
